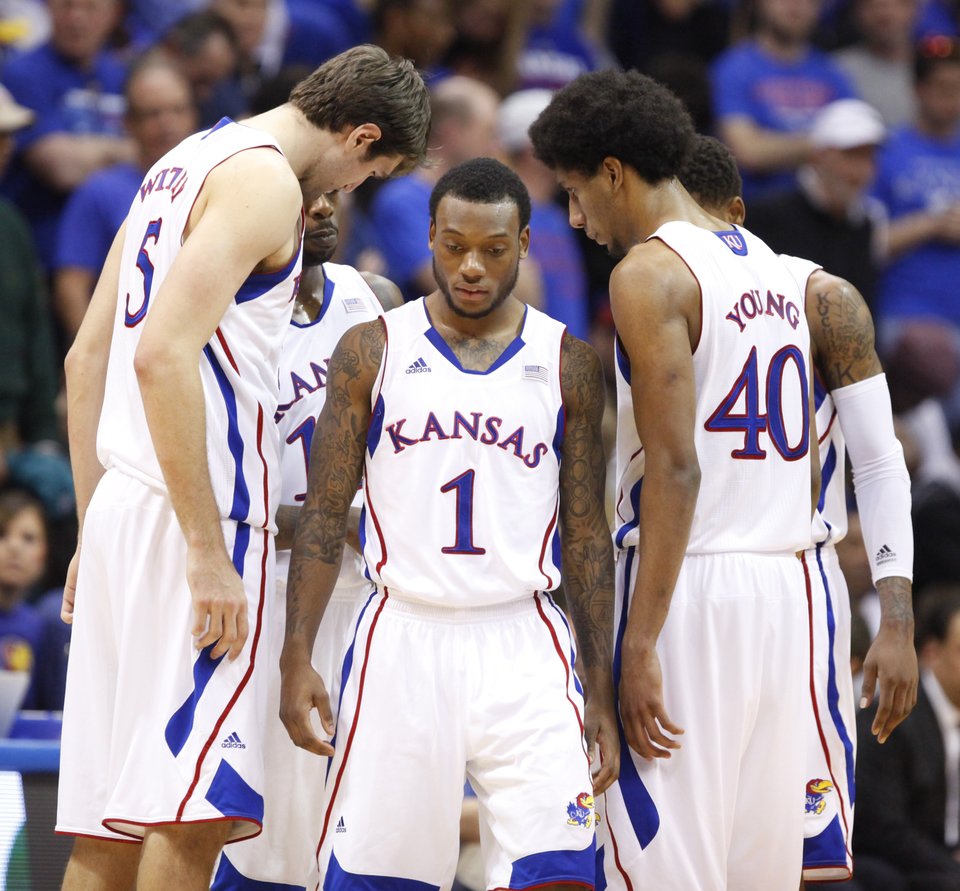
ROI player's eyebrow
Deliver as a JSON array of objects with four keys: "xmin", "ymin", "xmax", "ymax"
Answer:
[{"xmin": 438, "ymin": 226, "xmax": 511, "ymax": 239}]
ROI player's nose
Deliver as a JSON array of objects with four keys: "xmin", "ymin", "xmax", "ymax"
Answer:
[{"xmin": 460, "ymin": 250, "xmax": 484, "ymax": 278}]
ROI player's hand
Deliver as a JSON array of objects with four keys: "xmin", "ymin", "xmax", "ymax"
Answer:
[
  {"xmin": 860, "ymin": 623, "xmax": 918, "ymax": 744},
  {"xmin": 186, "ymin": 547, "xmax": 249, "ymax": 661},
  {"xmin": 279, "ymin": 656, "xmax": 335, "ymax": 757},
  {"xmin": 584, "ymin": 674, "xmax": 620, "ymax": 795},
  {"xmin": 619, "ymin": 641, "xmax": 683, "ymax": 760},
  {"xmin": 61, "ymin": 549, "xmax": 80, "ymax": 624}
]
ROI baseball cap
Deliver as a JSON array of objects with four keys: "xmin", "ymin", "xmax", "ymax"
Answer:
[
  {"xmin": 499, "ymin": 89, "xmax": 553, "ymax": 153},
  {"xmin": 0, "ymin": 84, "xmax": 32, "ymax": 134},
  {"xmin": 809, "ymin": 99, "xmax": 885, "ymax": 151}
]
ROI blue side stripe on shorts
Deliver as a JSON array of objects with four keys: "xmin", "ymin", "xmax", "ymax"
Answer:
[
  {"xmin": 326, "ymin": 590, "xmax": 380, "ymax": 783},
  {"xmin": 212, "ymin": 853, "xmax": 305, "ymax": 890},
  {"xmin": 205, "ymin": 757, "xmax": 264, "ymax": 825},
  {"xmin": 164, "ymin": 523, "xmax": 250, "ymax": 756},
  {"xmin": 324, "ymin": 850, "xmax": 439, "ymax": 891},
  {"xmin": 204, "ymin": 344, "xmax": 250, "ymax": 523},
  {"xmin": 614, "ymin": 478, "xmax": 643, "ymax": 550},
  {"xmin": 544, "ymin": 591, "xmax": 583, "ymax": 696},
  {"xmin": 815, "ymin": 545, "xmax": 856, "ymax": 805},
  {"xmin": 595, "ymin": 842, "xmax": 606, "ymax": 891},
  {"xmin": 613, "ymin": 547, "xmax": 660, "ymax": 848},
  {"xmin": 509, "ymin": 842, "xmax": 596, "ymax": 889},
  {"xmin": 802, "ymin": 813, "xmax": 848, "ymax": 868}
]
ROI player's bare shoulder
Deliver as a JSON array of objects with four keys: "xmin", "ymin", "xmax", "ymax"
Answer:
[
  {"xmin": 805, "ymin": 269, "xmax": 881, "ymax": 389},
  {"xmin": 325, "ymin": 317, "xmax": 387, "ymax": 412}
]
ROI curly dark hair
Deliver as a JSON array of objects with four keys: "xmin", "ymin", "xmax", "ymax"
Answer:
[
  {"xmin": 529, "ymin": 69, "xmax": 694, "ymax": 183},
  {"xmin": 679, "ymin": 134, "xmax": 742, "ymax": 208},
  {"xmin": 429, "ymin": 157, "xmax": 531, "ymax": 231},
  {"xmin": 289, "ymin": 45, "xmax": 430, "ymax": 170}
]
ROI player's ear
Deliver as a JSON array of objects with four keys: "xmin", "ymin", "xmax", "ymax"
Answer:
[
  {"xmin": 428, "ymin": 218, "xmax": 436, "ymax": 249},
  {"xmin": 729, "ymin": 196, "xmax": 746, "ymax": 226},
  {"xmin": 518, "ymin": 225, "xmax": 530, "ymax": 258},
  {"xmin": 345, "ymin": 123, "xmax": 382, "ymax": 152},
  {"xmin": 602, "ymin": 156, "xmax": 623, "ymax": 192}
]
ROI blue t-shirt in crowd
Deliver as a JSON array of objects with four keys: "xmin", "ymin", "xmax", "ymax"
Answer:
[
  {"xmin": 872, "ymin": 125, "xmax": 960, "ymax": 326},
  {"xmin": 370, "ymin": 175, "xmax": 432, "ymax": 304},
  {"xmin": 711, "ymin": 40, "xmax": 855, "ymax": 199},
  {"xmin": 2, "ymin": 43, "xmax": 127, "ymax": 269},
  {"xmin": 0, "ymin": 602, "xmax": 45, "ymax": 711},
  {"xmin": 56, "ymin": 162, "xmax": 142, "ymax": 274},
  {"xmin": 518, "ymin": 23, "xmax": 604, "ymax": 91},
  {"xmin": 530, "ymin": 200, "xmax": 589, "ymax": 340}
]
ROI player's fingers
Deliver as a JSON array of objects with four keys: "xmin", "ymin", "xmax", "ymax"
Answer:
[
  {"xmin": 288, "ymin": 712, "xmax": 334, "ymax": 757},
  {"xmin": 622, "ymin": 715, "xmax": 653, "ymax": 760},
  {"xmin": 196, "ymin": 608, "xmax": 222, "ymax": 651},
  {"xmin": 859, "ymin": 662, "xmax": 877, "ymax": 709},
  {"xmin": 192, "ymin": 601, "xmax": 209, "ymax": 639},
  {"xmin": 234, "ymin": 602, "xmax": 249, "ymax": 658},
  {"xmin": 878, "ymin": 683, "xmax": 909, "ymax": 744},
  {"xmin": 592, "ymin": 759, "xmax": 617, "ymax": 796},
  {"xmin": 211, "ymin": 608, "xmax": 238, "ymax": 661},
  {"xmin": 871, "ymin": 688, "xmax": 892, "ymax": 741},
  {"xmin": 643, "ymin": 719, "xmax": 679, "ymax": 757},
  {"xmin": 315, "ymin": 689, "xmax": 335, "ymax": 736},
  {"xmin": 654, "ymin": 706, "xmax": 684, "ymax": 739},
  {"xmin": 60, "ymin": 590, "xmax": 75, "ymax": 624}
]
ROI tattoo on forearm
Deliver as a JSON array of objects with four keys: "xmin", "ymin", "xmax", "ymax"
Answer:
[
  {"xmin": 875, "ymin": 576, "xmax": 914, "ymax": 629},
  {"xmin": 558, "ymin": 334, "xmax": 615, "ymax": 669}
]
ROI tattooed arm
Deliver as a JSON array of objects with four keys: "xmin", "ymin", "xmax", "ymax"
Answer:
[
  {"xmin": 279, "ymin": 318, "xmax": 385, "ymax": 755},
  {"xmin": 806, "ymin": 270, "xmax": 917, "ymax": 742},
  {"xmin": 558, "ymin": 332, "xmax": 619, "ymax": 794}
]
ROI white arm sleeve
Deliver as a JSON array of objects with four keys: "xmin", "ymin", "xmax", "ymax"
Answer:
[{"xmin": 831, "ymin": 373, "xmax": 913, "ymax": 583}]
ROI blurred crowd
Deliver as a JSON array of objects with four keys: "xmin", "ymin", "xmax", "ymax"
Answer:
[{"xmin": 2, "ymin": 0, "xmax": 960, "ymax": 887}]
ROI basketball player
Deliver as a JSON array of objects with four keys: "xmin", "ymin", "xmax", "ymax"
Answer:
[
  {"xmin": 280, "ymin": 157, "xmax": 619, "ymax": 890},
  {"xmin": 531, "ymin": 72, "xmax": 817, "ymax": 889},
  {"xmin": 57, "ymin": 46, "xmax": 429, "ymax": 891},
  {"xmin": 213, "ymin": 190, "xmax": 398, "ymax": 888},
  {"xmin": 680, "ymin": 133, "xmax": 917, "ymax": 885}
]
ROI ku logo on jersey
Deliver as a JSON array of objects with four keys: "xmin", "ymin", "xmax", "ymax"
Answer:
[
  {"xmin": 715, "ymin": 229, "xmax": 748, "ymax": 256},
  {"xmin": 805, "ymin": 779, "xmax": 833, "ymax": 815},
  {"xmin": 566, "ymin": 793, "xmax": 595, "ymax": 828}
]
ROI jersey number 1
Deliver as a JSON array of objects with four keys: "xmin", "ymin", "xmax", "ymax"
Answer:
[
  {"xmin": 704, "ymin": 345, "xmax": 809, "ymax": 460},
  {"xmin": 440, "ymin": 469, "xmax": 486, "ymax": 555}
]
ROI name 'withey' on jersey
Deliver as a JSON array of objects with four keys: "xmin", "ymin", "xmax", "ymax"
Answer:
[
  {"xmin": 274, "ymin": 263, "xmax": 383, "ymax": 587},
  {"xmin": 97, "ymin": 118, "xmax": 302, "ymax": 534},
  {"xmin": 614, "ymin": 221, "xmax": 813, "ymax": 555},
  {"xmin": 362, "ymin": 298, "xmax": 566, "ymax": 607}
]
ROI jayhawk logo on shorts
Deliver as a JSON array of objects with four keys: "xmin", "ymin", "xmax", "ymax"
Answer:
[
  {"xmin": 805, "ymin": 779, "xmax": 833, "ymax": 815},
  {"xmin": 567, "ymin": 792, "xmax": 594, "ymax": 828}
]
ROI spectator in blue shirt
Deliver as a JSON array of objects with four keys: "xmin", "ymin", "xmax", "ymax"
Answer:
[
  {"xmin": 53, "ymin": 56, "xmax": 197, "ymax": 344},
  {"xmin": 712, "ymin": 0, "xmax": 857, "ymax": 199},
  {"xmin": 1, "ymin": 0, "xmax": 134, "ymax": 270}
]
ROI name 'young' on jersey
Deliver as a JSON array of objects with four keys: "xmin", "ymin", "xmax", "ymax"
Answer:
[
  {"xmin": 362, "ymin": 298, "xmax": 566, "ymax": 607},
  {"xmin": 97, "ymin": 118, "xmax": 302, "ymax": 534},
  {"xmin": 615, "ymin": 222, "xmax": 814, "ymax": 555},
  {"xmin": 275, "ymin": 262, "xmax": 383, "ymax": 589}
]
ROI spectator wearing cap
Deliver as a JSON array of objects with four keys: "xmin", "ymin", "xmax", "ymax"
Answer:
[
  {"xmin": 745, "ymin": 98, "xmax": 888, "ymax": 309},
  {"xmin": 0, "ymin": 85, "xmax": 68, "ymax": 519},
  {"xmin": 499, "ymin": 88, "xmax": 589, "ymax": 339},
  {"xmin": 0, "ymin": 0, "xmax": 133, "ymax": 271},
  {"xmin": 869, "ymin": 37, "xmax": 960, "ymax": 413}
]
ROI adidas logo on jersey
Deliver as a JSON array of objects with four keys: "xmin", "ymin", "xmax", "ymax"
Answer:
[
  {"xmin": 876, "ymin": 544, "xmax": 896, "ymax": 565},
  {"xmin": 221, "ymin": 731, "xmax": 246, "ymax": 749},
  {"xmin": 405, "ymin": 357, "xmax": 432, "ymax": 374},
  {"xmin": 336, "ymin": 816, "xmax": 346, "ymax": 833}
]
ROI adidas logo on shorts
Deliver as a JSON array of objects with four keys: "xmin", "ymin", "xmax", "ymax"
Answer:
[
  {"xmin": 876, "ymin": 544, "xmax": 895, "ymax": 565},
  {"xmin": 405, "ymin": 357, "xmax": 431, "ymax": 374},
  {"xmin": 336, "ymin": 816, "xmax": 346, "ymax": 833},
  {"xmin": 221, "ymin": 731, "xmax": 246, "ymax": 749}
]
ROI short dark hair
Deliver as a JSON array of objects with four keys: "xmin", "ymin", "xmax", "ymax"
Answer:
[
  {"xmin": 429, "ymin": 157, "xmax": 531, "ymax": 231},
  {"xmin": 162, "ymin": 10, "xmax": 238, "ymax": 56},
  {"xmin": 914, "ymin": 35, "xmax": 960, "ymax": 84},
  {"xmin": 289, "ymin": 45, "xmax": 430, "ymax": 169},
  {"xmin": 918, "ymin": 587, "xmax": 960, "ymax": 647},
  {"xmin": 529, "ymin": 69, "xmax": 694, "ymax": 183},
  {"xmin": 679, "ymin": 134, "xmax": 743, "ymax": 208}
]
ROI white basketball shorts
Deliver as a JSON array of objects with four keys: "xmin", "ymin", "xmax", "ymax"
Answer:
[
  {"xmin": 600, "ymin": 548, "xmax": 807, "ymax": 891},
  {"xmin": 214, "ymin": 577, "xmax": 369, "ymax": 888},
  {"xmin": 801, "ymin": 544, "xmax": 856, "ymax": 882},
  {"xmin": 313, "ymin": 591, "xmax": 597, "ymax": 891},
  {"xmin": 56, "ymin": 468, "xmax": 274, "ymax": 843}
]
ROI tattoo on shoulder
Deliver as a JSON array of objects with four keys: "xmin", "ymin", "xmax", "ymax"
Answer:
[
  {"xmin": 813, "ymin": 280, "xmax": 882, "ymax": 390},
  {"xmin": 560, "ymin": 333, "xmax": 605, "ymax": 424}
]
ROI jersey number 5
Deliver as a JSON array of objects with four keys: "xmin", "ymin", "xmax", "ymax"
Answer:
[
  {"xmin": 704, "ymin": 345, "xmax": 809, "ymax": 460},
  {"xmin": 124, "ymin": 218, "xmax": 163, "ymax": 328}
]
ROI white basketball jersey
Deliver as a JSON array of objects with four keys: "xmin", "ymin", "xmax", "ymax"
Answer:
[
  {"xmin": 362, "ymin": 298, "xmax": 566, "ymax": 606},
  {"xmin": 97, "ymin": 118, "xmax": 301, "ymax": 533},
  {"xmin": 275, "ymin": 262, "xmax": 384, "ymax": 586},
  {"xmin": 614, "ymin": 222, "xmax": 813, "ymax": 554},
  {"xmin": 780, "ymin": 255, "xmax": 848, "ymax": 547}
]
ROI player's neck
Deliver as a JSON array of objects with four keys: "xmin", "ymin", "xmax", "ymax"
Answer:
[
  {"xmin": 633, "ymin": 179, "xmax": 725, "ymax": 241},
  {"xmin": 426, "ymin": 292, "xmax": 526, "ymax": 343},
  {"xmin": 243, "ymin": 105, "xmax": 337, "ymax": 179},
  {"xmin": 294, "ymin": 264, "xmax": 326, "ymax": 323}
]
